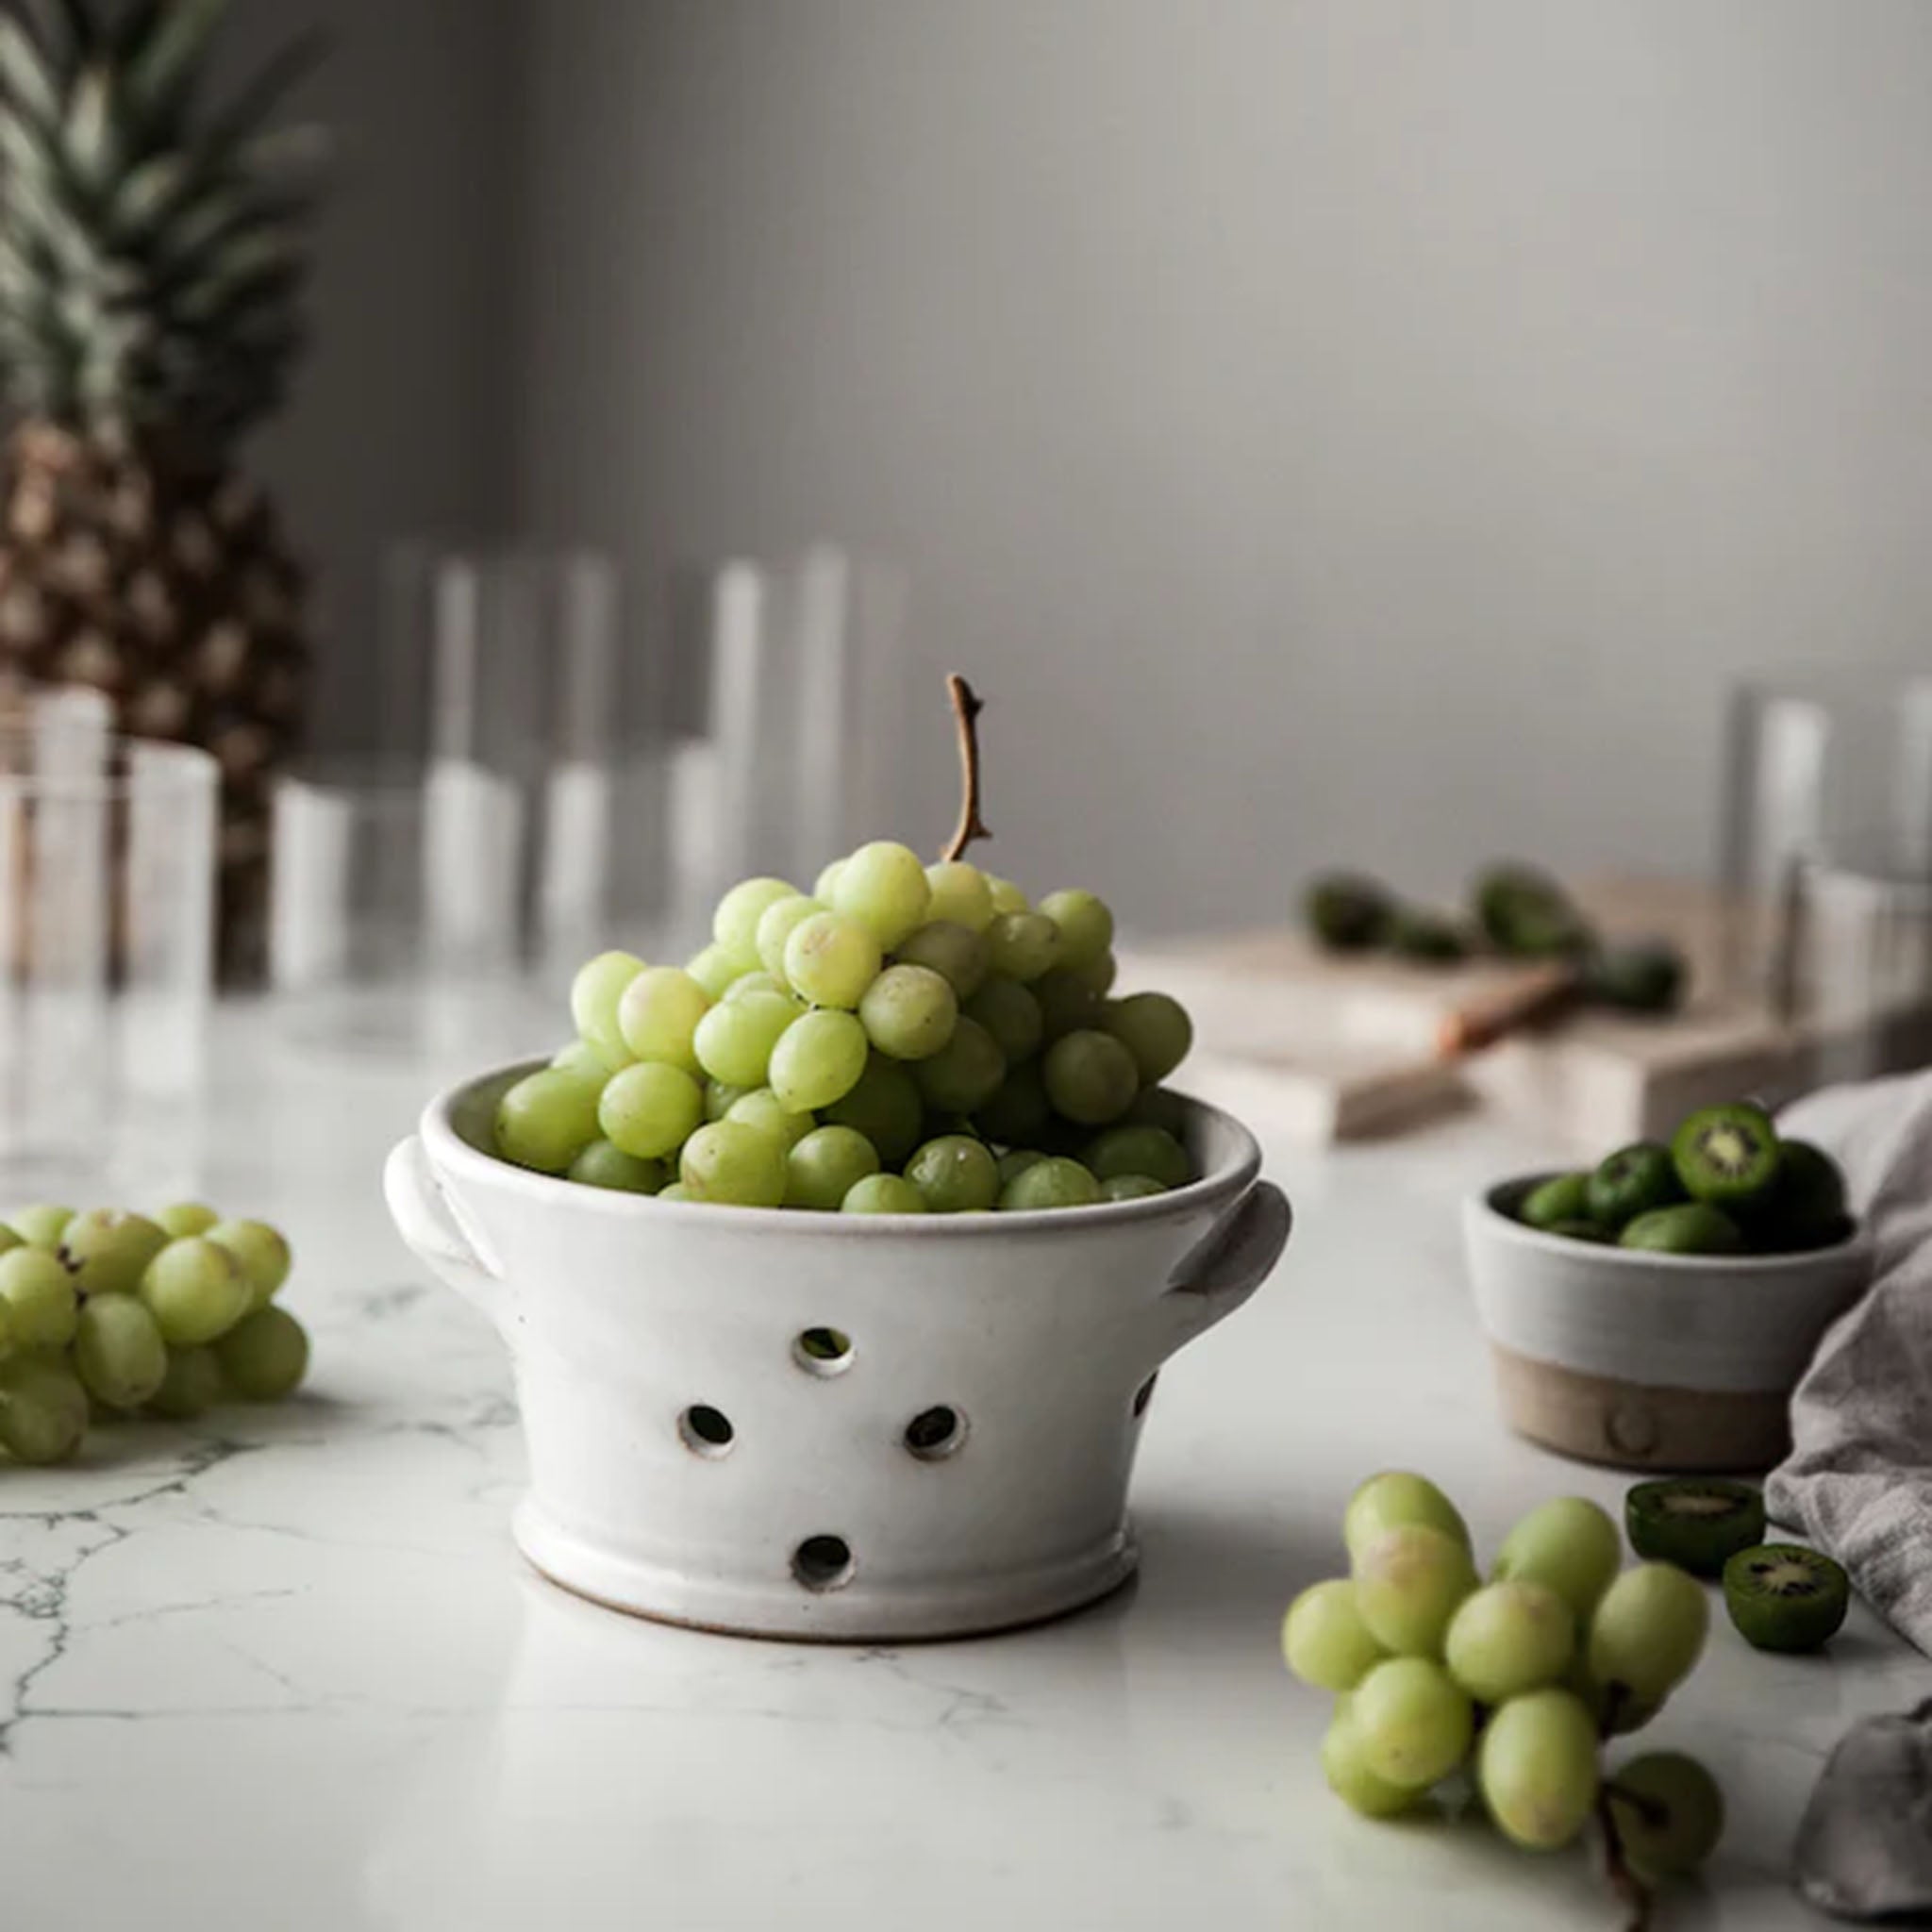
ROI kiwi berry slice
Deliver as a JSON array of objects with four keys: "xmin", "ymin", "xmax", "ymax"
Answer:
[
  {"xmin": 1306, "ymin": 874, "xmax": 1392, "ymax": 952},
  {"xmin": 1723, "ymin": 1543, "xmax": 1850, "ymax": 1653},
  {"xmin": 1671, "ymin": 1102, "xmax": 1781, "ymax": 1208},
  {"xmin": 1753, "ymin": 1139, "xmax": 1850, "ymax": 1251},
  {"xmin": 1588, "ymin": 1142, "xmax": 1686, "ymax": 1231},
  {"xmin": 1620, "ymin": 1203, "xmax": 1744, "ymax": 1256},
  {"xmin": 1521, "ymin": 1172, "xmax": 1592, "ymax": 1230},
  {"xmin": 1625, "ymin": 1479, "xmax": 1766, "ymax": 1577}
]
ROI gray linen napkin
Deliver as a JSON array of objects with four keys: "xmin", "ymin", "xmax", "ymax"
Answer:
[{"xmin": 1767, "ymin": 1066, "xmax": 1932, "ymax": 1657}]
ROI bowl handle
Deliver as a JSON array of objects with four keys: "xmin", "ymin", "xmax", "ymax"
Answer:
[
  {"xmin": 385, "ymin": 1135, "xmax": 504, "ymax": 1326},
  {"xmin": 1156, "ymin": 1179, "xmax": 1291, "ymax": 1355}
]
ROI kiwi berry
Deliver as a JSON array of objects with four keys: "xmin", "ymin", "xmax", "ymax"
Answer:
[
  {"xmin": 1473, "ymin": 863, "xmax": 1596, "ymax": 959},
  {"xmin": 1546, "ymin": 1218, "xmax": 1612, "ymax": 1244},
  {"xmin": 1388, "ymin": 907, "xmax": 1470, "ymax": 964},
  {"xmin": 1306, "ymin": 874, "xmax": 1393, "ymax": 952},
  {"xmin": 1754, "ymin": 1139, "xmax": 1850, "ymax": 1250},
  {"xmin": 1520, "ymin": 1172, "xmax": 1592, "ymax": 1230},
  {"xmin": 1723, "ymin": 1543, "xmax": 1850, "ymax": 1653},
  {"xmin": 1583, "ymin": 941, "xmax": 1687, "ymax": 1016},
  {"xmin": 1588, "ymin": 1142, "xmax": 1686, "ymax": 1231},
  {"xmin": 1671, "ymin": 1103, "xmax": 1781, "ymax": 1208},
  {"xmin": 1620, "ymin": 1203, "xmax": 1744, "ymax": 1256},
  {"xmin": 1625, "ymin": 1479, "xmax": 1766, "ymax": 1577}
]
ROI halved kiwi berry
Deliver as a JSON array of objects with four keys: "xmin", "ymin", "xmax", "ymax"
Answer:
[
  {"xmin": 1521, "ymin": 1172, "xmax": 1592, "ymax": 1230},
  {"xmin": 1723, "ymin": 1543, "xmax": 1850, "ymax": 1653},
  {"xmin": 1588, "ymin": 1141, "xmax": 1686, "ymax": 1230},
  {"xmin": 1671, "ymin": 1103, "xmax": 1781, "ymax": 1208},
  {"xmin": 1306, "ymin": 874, "xmax": 1393, "ymax": 952},
  {"xmin": 1625, "ymin": 1479, "xmax": 1767, "ymax": 1576},
  {"xmin": 1620, "ymin": 1203, "xmax": 1744, "ymax": 1256}
]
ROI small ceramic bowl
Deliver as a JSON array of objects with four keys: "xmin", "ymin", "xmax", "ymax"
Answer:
[
  {"xmin": 386, "ymin": 1060, "xmax": 1291, "ymax": 1642},
  {"xmin": 1464, "ymin": 1175, "xmax": 1871, "ymax": 1473}
]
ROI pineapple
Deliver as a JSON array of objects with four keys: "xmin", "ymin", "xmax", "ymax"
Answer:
[{"xmin": 0, "ymin": 0, "xmax": 328, "ymax": 980}]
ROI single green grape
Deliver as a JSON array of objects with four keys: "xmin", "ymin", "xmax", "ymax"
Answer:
[
  {"xmin": 75, "ymin": 1294, "xmax": 169, "ymax": 1410},
  {"xmin": 549, "ymin": 1039, "xmax": 614, "ymax": 1091},
  {"xmin": 905, "ymin": 1135, "xmax": 1001, "ymax": 1212},
  {"xmin": 1491, "ymin": 1495, "xmax": 1622, "ymax": 1620},
  {"xmin": 1476, "ymin": 1689, "xmax": 1600, "ymax": 1849},
  {"xmin": 813, "ymin": 857, "xmax": 847, "ymax": 903},
  {"xmin": 1124, "ymin": 1086, "xmax": 1190, "ymax": 1138},
  {"xmin": 1350, "ymin": 1657, "xmax": 1474, "ymax": 1790},
  {"xmin": 597, "ymin": 1061, "xmax": 705, "ymax": 1161},
  {"xmin": 821, "ymin": 1054, "xmax": 925, "ymax": 1166},
  {"xmin": 658, "ymin": 1183, "xmax": 693, "ymax": 1202},
  {"xmin": 705, "ymin": 1078, "xmax": 753, "ymax": 1122},
  {"xmin": 1344, "ymin": 1471, "xmax": 1473, "ymax": 1560},
  {"xmin": 1101, "ymin": 991, "xmax": 1193, "ymax": 1085},
  {"xmin": 769, "ymin": 1009, "xmax": 870, "ymax": 1112},
  {"xmin": 985, "ymin": 875, "xmax": 1028, "ymax": 916},
  {"xmin": 724, "ymin": 973, "xmax": 795, "ymax": 1004},
  {"xmin": 685, "ymin": 941, "xmax": 742, "ymax": 1000},
  {"xmin": 895, "ymin": 920, "xmax": 991, "ymax": 998},
  {"xmin": 1443, "ymin": 1580, "xmax": 1574, "ymax": 1704},
  {"xmin": 1587, "ymin": 1562, "xmax": 1709, "ymax": 1705},
  {"xmin": 1042, "ymin": 1029, "xmax": 1139, "ymax": 1126},
  {"xmin": 713, "ymin": 876, "xmax": 801, "ymax": 970},
  {"xmin": 141, "ymin": 1237, "xmax": 254, "ymax": 1345},
  {"xmin": 1037, "ymin": 890, "xmax": 1114, "ymax": 972},
  {"xmin": 974, "ymin": 1062, "xmax": 1051, "ymax": 1147},
  {"xmin": 215, "ymin": 1307, "xmax": 311, "ymax": 1401},
  {"xmin": 617, "ymin": 965, "xmax": 712, "ymax": 1074},
  {"xmin": 570, "ymin": 950, "xmax": 646, "ymax": 1067},
  {"xmin": 1033, "ymin": 968, "xmax": 1102, "ymax": 1042},
  {"xmin": 1607, "ymin": 1753, "xmax": 1725, "ymax": 1876},
  {"xmin": 858, "ymin": 963, "xmax": 958, "ymax": 1060},
  {"xmin": 568, "ymin": 1140, "xmax": 668, "ymax": 1192},
  {"xmin": 1071, "ymin": 950, "xmax": 1118, "ymax": 997},
  {"xmin": 998, "ymin": 1157, "xmax": 1100, "ymax": 1210},
  {"xmin": 997, "ymin": 1149, "xmax": 1041, "ymax": 1187},
  {"xmin": 755, "ymin": 893, "xmax": 825, "ymax": 976},
  {"xmin": 785, "ymin": 1125, "xmax": 882, "ymax": 1210},
  {"xmin": 912, "ymin": 1016, "xmax": 1007, "ymax": 1113},
  {"xmin": 208, "ymin": 1218, "xmax": 292, "ymax": 1310},
  {"xmin": 495, "ymin": 1069, "xmax": 602, "ymax": 1173},
  {"xmin": 692, "ymin": 990, "xmax": 798, "ymax": 1087},
  {"xmin": 841, "ymin": 1174, "xmax": 928, "ymax": 1214},
  {"xmin": 1100, "ymin": 1174, "xmax": 1166, "ymax": 1201},
  {"xmin": 0, "ymin": 1224, "xmax": 23, "ymax": 1261},
  {"xmin": 0, "ymin": 1246, "xmax": 78, "ymax": 1347},
  {"xmin": 1282, "ymin": 1579, "xmax": 1389, "ymax": 1691},
  {"xmin": 1083, "ymin": 1124, "xmax": 1191, "ymax": 1189},
  {"xmin": 725, "ymin": 1088, "xmax": 815, "ymax": 1151},
  {"xmin": 156, "ymin": 1202, "xmax": 221, "ymax": 1241},
  {"xmin": 1352, "ymin": 1523, "xmax": 1479, "ymax": 1657},
  {"xmin": 59, "ymin": 1208, "xmax": 168, "ymax": 1297},
  {"xmin": 0, "ymin": 1353, "xmax": 89, "ymax": 1465},
  {"xmin": 784, "ymin": 910, "xmax": 885, "ymax": 1009},
  {"xmin": 832, "ymin": 841, "xmax": 932, "ymax": 948},
  {"xmin": 679, "ymin": 1121, "xmax": 789, "ymax": 1208},
  {"xmin": 986, "ymin": 911, "xmax": 1060, "ymax": 982},
  {"xmin": 148, "ymin": 1344, "xmax": 223, "ymax": 1421},
  {"xmin": 1322, "ymin": 1701, "xmax": 1420, "ymax": 1818},
  {"xmin": 963, "ymin": 977, "xmax": 1044, "ymax": 1062},
  {"xmin": 8, "ymin": 1205, "xmax": 75, "ymax": 1250},
  {"xmin": 924, "ymin": 861, "xmax": 995, "ymax": 934}
]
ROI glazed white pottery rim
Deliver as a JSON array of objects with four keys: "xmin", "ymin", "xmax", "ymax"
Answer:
[{"xmin": 423, "ymin": 1058, "xmax": 1263, "ymax": 1236}]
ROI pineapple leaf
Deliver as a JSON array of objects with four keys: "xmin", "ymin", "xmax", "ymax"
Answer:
[
  {"xmin": 61, "ymin": 60, "xmax": 122, "ymax": 191},
  {"xmin": 205, "ymin": 26, "xmax": 329, "ymax": 153},
  {"xmin": 47, "ymin": 0, "xmax": 99, "ymax": 60},
  {"xmin": 125, "ymin": 0, "xmax": 229, "ymax": 128},
  {"xmin": 109, "ymin": 148, "xmax": 192, "ymax": 234},
  {"xmin": 0, "ymin": 14, "xmax": 58, "ymax": 125}
]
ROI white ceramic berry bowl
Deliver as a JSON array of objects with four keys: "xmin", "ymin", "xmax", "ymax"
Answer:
[
  {"xmin": 1464, "ymin": 1174, "xmax": 1872, "ymax": 1473},
  {"xmin": 385, "ymin": 1060, "xmax": 1291, "ymax": 1641}
]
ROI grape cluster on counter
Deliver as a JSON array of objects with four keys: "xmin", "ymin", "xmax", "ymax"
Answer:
[
  {"xmin": 1284, "ymin": 1474, "xmax": 1724, "ymax": 1921},
  {"xmin": 0, "ymin": 1204, "xmax": 307, "ymax": 1467},
  {"xmin": 493, "ymin": 846, "xmax": 1197, "ymax": 1212}
]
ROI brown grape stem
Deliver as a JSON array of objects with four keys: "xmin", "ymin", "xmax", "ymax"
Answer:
[
  {"xmin": 941, "ymin": 673, "xmax": 991, "ymax": 863},
  {"xmin": 1596, "ymin": 1790, "xmax": 1656, "ymax": 1932}
]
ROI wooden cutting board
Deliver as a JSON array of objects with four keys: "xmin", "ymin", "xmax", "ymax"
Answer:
[{"xmin": 1122, "ymin": 876, "xmax": 1928, "ymax": 1150}]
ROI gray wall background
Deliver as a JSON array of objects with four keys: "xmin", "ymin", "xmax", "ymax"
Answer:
[{"xmin": 291, "ymin": 1, "xmax": 1932, "ymax": 930}]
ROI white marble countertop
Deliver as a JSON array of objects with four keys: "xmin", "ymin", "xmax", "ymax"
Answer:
[{"xmin": 1, "ymin": 1008, "xmax": 1924, "ymax": 1931}]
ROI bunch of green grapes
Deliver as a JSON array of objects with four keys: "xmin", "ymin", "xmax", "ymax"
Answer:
[
  {"xmin": 494, "ymin": 847, "xmax": 1199, "ymax": 1213},
  {"xmin": 0, "ymin": 1203, "xmax": 307, "ymax": 1467},
  {"xmin": 1283, "ymin": 1474, "xmax": 1724, "ymax": 1914}
]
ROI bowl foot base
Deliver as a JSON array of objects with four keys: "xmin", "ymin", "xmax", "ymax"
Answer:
[
  {"xmin": 511, "ymin": 1500, "xmax": 1141, "ymax": 1642},
  {"xmin": 1491, "ymin": 1344, "xmax": 1790, "ymax": 1474}
]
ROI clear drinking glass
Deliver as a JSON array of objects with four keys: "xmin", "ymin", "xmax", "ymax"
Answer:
[{"xmin": 0, "ymin": 688, "xmax": 217, "ymax": 1197}]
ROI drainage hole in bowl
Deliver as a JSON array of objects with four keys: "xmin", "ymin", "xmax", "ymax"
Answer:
[
  {"xmin": 793, "ymin": 1327, "xmax": 855, "ymax": 1376},
  {"xmin": 791, "ymin": 1534, "xmax": 855, "ymax": 1591},
  {"xmin": 678, "ymin": 1405, "xmax": 736, "ymax": 1457},
  {"xmin": 903, "ymin": 1405, "xmax": 967, "ymax": 1461},
  {"xmin": 1132, "ymin": 1374, "xmax": 1158, "ymax": 1419}
]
